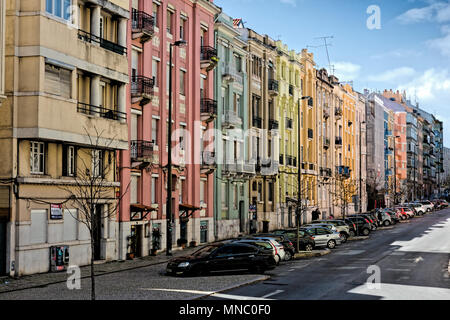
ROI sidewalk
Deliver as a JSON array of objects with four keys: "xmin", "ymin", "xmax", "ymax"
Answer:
[{"xmin": 0, "ymin": 247, "xmax": 197, "ymax": 294}]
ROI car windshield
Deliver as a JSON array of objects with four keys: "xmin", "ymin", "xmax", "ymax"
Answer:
[{"xmin": 192, "ymin": 245, "xmax": 218, "ymax": 257}]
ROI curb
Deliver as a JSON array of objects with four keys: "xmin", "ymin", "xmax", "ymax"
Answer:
[
  {"xmin": 378, "ymin": 226, "xmax": 394, "ymax": 230},
  {"xmin": 347, "ymin": 236, "xmax": 369, "ymax": 241},
  {"xmin": 294, "ymin": 249, "xmax": 331, "ymax": 259},
  {"xmin": 192, "ymin": 275, "xmax": 271, "ymax": 300}
]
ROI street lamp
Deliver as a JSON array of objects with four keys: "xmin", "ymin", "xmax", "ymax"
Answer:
[
  {"xmin": 296, "ymin": 95, "xmax": 312, "ymax": 253},
  {"xmin": 166, "ymin": 39, "xmax": 187, "ymax": 256},
  {"xmin": 359, "ymin": 120, "xmax": 366, "ymax": 213},
  {"xmin": 393, "ymin": 135, "xmax": 400, "ymax": 205}
]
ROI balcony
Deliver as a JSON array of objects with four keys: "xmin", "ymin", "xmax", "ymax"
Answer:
[
  {"xmin": 130, "ymin": 140, "xmax": 157, "ymax": 169},
  {"xmin": 200, "ymin": 46, "xmax": 219, "ymax": 71},
  {"xmin": 200, "ymin": 98, "xmax": 217, "ymax": 123},
  {"xmin": 323, "ymin": 137, "xmax": 330, "ymax": 149},
  {"xmin": 201, "ymin": 151, "xmax": 216, "ymax": 175},
  {"xmin": 335, "ymin": 137, "xmax": 343, "ymax": 147},
  {"xmin": 222, "ymin": 163, "xmax": 237, "ymax": 176},
  {"xmin": 257, "ymin": 157, "xmax": 278, "ymax": 176},
  {"xmin": 222, "ymin": 110, "xmax": 242, "ymax": 128},
  {"xmin": 222, "ymin": 66, "xmax": 243, "ymax": 86},
  {"xmin": 268, "ymin": 79, "xmax": 279, "ymax": 96},
  {"xmin": 131, "ymin": 75, "xmax": 154, "ymax": 106},
  {"xmin": 77, "ymin": 102, "xmax": 126, "ymax": 122},
  {"xmin": 131, "ymin": 9, "xmax": 154, "ymax": 43},
  {"xmin": 337, "ymin": 166, "xmax": 351, "ymax": 178},
  {"xmin": 78, "ymin": 30, "xmax": 127, "ymax": 55},
  {"xmin": 252, "ymin": 116, "xmax": 263, "ymax": 129},
  {"xmin": 335, "ymin": 107, "xmax": 342, "ymax": 119},
  {"xmin": 243, "ymin": 163, "xmax": 256, "ymax": 176},
  {"xmin": 269, "ymin": 119, "xmax": 279, "ymax": 130}
]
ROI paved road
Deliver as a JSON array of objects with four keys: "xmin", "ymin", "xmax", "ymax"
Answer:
[
  {"xmin": 203, "ymin": 208, "xmax": 450, "ymax": 300},
  {"xmin": 1, "ymin": 209, "xmax": 449, "ymax": 300}
]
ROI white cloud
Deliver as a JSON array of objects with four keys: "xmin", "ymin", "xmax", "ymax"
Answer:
[
  {"xmin": 395, "ymin": 68, "xmax": 450, "ymax": 145},
  {"xmin": 397, "ymin": 1, "xmax": 450, "ymax": 24},
  {"xmin": 332, "ymin": 61, "xmax": 361, "ymax": 81},
  {"xmin": 367, "ymin": 67, "xmax": 416, "ymax": 82},
  {"xmin": 428, "ymin": 25, "xmax": 450, "ymax": 56}
]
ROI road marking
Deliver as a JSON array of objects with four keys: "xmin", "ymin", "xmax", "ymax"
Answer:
[
  {"xmin": 348, "ymin": 283, "xmax": 450, "ymax": 300},
  {"xmin": 288, "ymin": 269, "xmax": 295, "ymax": 272},
  {"xmin": 334, "ymin": 250, "xmax": 366, "ymax": 255},
  {"xmin": 414, "ymin": 257, "xmax": 424, "ymax": 263},
  {"xmin": 261, "ymin": 290, "xmax": 284, "ymax": 299},
  {"xmin": 140, "ymin": 288, "xmax": 272, "ymax": 300},
  {"xmin": 385, "ymin": 268, "xmax": 411, "ymax": 272},
  {"xmin": 336, "ymin": 266, "xmax": 365, "ymax": 270}
]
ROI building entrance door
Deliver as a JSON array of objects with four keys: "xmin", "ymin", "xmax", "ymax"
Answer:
[
  {"xmin": 94, "ymin": 204, "xmax": 103, "ymax": 260},
  {"xmin": 239, "ymin": 201, "xmax": 245, "ymax": 233}
]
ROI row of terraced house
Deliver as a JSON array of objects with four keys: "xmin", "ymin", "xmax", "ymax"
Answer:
[{"xmin": 0, "ymin": 0, "xmax": 444, "ymax": 276}]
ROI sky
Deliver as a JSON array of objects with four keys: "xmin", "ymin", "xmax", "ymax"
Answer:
[{"xmin": 214, "ymin": 0, "xmax": 450, "ymax": 146}]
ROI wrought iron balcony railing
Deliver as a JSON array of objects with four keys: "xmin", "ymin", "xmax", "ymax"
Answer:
[
  {"xmin": 252, "ymin": 116, "xmax": 262, "ymax": 128},
  {"xmin": 131, "ymin": 9, "xmax": 154, "ymax": 42},
  {"xmin": 131, "ymin": 75, "xmax": 154, "ymax": 96},
  {"xmin": 77, "ymin": 102, "xmax": 127, "ymax": 122},
  {"xmin": 78, "ymin": 29, "xmax": 127, "ymax": 55},
  {"xmin": 130, "ymin": 140, "xmax": 154, "ymax": 160},
  {"xmin": 268, "ymin": 79, "xmax": 279, "ymax": 92},
  {"xmin": 200, "ymin": 98, "xmax": 217, "ymax": 115},
  {"xmin": 200, "ymin": 46, "xmax": 218, "ymax": 61}
]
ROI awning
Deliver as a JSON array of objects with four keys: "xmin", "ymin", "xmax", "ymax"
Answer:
[
  {"xmin": 130, "ymin": 204, "xmax": 157, "ymax": 221},
  {"xmin": 179, "ymin": 203, "xmax": 201, "ymax": 223}
]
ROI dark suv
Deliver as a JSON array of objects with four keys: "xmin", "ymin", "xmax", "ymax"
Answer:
[
  {"xmin": 273, "ymin": 229, "xmax": 316, "ymax": 251},
  {"xmin": 346, "ymin": 216, "xmax": 372, "ymax": 236}
]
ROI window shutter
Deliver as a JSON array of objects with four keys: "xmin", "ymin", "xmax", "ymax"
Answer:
[
  {"xmin": 45, "ymin": 64, "xmax": 60, "ymax": 95},
  {"xmin": 62, "ymin": 145, "xmax": 68, "ymax": 176},
  {"xmin": 73, "ymin": 147, "xmax": 78, "ymax": 177},
  {"xmin": 60, "ymin": 68, "xmax": 72, "ymax": 98}
]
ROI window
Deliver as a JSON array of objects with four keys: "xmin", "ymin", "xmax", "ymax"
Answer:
[
  {"xmin": 221, "ymin": 182, "xmax": 227, "ymax": 209},
  {"xmin": 30, "ymin": 210, "xmax": 47, "ymax": 244},
  {"xmin": 151, "ymin": 177, "xmax": 157, "ymax": 204},
  {"xmin": 179, "ymin": 179, "xmax": 184, "ymax": 204},
  {"xmin": 30, "ymin": 142, "xmax": 45, "ymax": 174},
  {"xmin": 152, "ymin": 118, "xmax": 158, "ymax": 145},
  {"xmin": 45, "ymin": 63, "xmax": 71, "ymax": 98},
  {"xmin": 91, "ymin": 150, "xmax": 104, "ymax": 177},
  {"xmin": 153, "ymin": 3, "xmax": 159, "ymax": 27},
  {"xmin": 63, "ymin": 145, "xmax": 76, "ymax": 177},
  {"xmin": 130, "ymin": 175, "xmax": 138, "ymax": 204},
  {"xmin": 180, "ymin": 70, "xmax": 186, "ymax": 96},
  {"xmin": 152, "ymin": 59, "xmax": 159, "ymax": 87},
  {"xmin": 46, "ymin": 0, "xmax": 71, "ymax": 21},
  {"xmin": 167, "ymin": 10, "xmax": 173, "ymax": 34},
  {"xmin": 234, "ymin": 54, "xmax": 242, "ymax": 72},
  {"xmin": 200, "ymin": 180, "xmax": 206, "ymax": 206},
  {"xmin": 200, "ymin": 221, "xmax": 208, "ymax": 243},
  {"xmin": 180, "ymin": 18, "xmax": 186, "ymax": 40}
]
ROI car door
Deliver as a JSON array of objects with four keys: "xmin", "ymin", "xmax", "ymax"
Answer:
[
  {"xmin": 209, "ymin": 245, "xmax": 235, "ymax": 271},
  {"xmin": 233, "ymin": 244, "xmax": 259, "ymax": 270},
  {"xmin": 309, "ymin": 228, "xmax": 325, "ymax": 246}
]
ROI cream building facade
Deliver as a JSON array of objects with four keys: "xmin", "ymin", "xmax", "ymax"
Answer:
[{"xmin": 0, "ymin": 0, "xmax": 129, "ymax": 276}]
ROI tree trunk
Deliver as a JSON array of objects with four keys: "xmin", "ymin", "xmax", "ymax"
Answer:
[{"xmin": 91, "ymin": 239, "xmax": 96, "ymax": 300}]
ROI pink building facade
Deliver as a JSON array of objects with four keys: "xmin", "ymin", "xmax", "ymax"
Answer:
[{"xmin": 119, "ymin": 0, "xmax": 220, "ymax": 259}]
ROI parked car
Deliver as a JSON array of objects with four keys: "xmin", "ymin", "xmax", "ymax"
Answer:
[
  {"xmin": 300, "ymin": 226, "xmax": 342, "ymax": 249},
  {"xmin": 381, "ymin": 208, "xmax": 400, "ymax": 224},
  {"xmin": 230, "ymin": 238, "xmax": 283, "ymax": 263},
  {"xmin": 346, "ymin": 216, "xmax": 372, "ymax": 236},
  {"xmin": 244, "ymin": 237, "xmax": 286, "ymax": 263},
  {"xmin": 315, "ymin": 220, "xmax": 351, "ymax": 243},
  {"xmin": 395, "ymin": 206, "xmax": 415, "ymax": 219},
  {"xmin": 348, "ymin": 214, "xmax": 377, "ymax": 231},
  {"xmin": 375, "ymin": 209, "xmax": 394, "ymax": 226},
  {"xmin": 303, "ymin": 223, "xmax": 338, "ymax": 233},
  {"xmin": 342, "ymin": 218, "xmax": 358, "ymax": 237},
  {"xmin": 166, "ymin": 242, "xmax": 276, "ymax": 276},
  {"xmin": 439, "ymin": 199, "xmax": 449, "ymax": 208},
  {"xmin": 247, "ymin": 233, "xmax": 295, "ymax": 261},
  {"xmin": 405, "ymin": 203, "xmax": 426, "ymax": 216},
  {"xmin": 416, "ymin": 200, "xmax": 434, "ymax": 212},
  {"xmin": 272, "ymin": 229, "xmax": 315, "ymax": 252},
  {"xmin": 364, "ymin": 212, "xmax": 381, "ymax": 228}
]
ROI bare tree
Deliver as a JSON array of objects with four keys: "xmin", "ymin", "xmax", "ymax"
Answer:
[
  {"xmin": 329, "ymin": 174, "xmax": 358, "ymax": 219},
  {"xmin": 59, "ymin": 127, "xmax": 129, "ymax": 300}
]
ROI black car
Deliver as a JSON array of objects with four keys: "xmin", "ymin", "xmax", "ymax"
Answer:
[
  {"xmin": 166, "ymin": 242, "xmax": 276, "ymax": 276},
  {"xmin": 349, "ymin": 214, "xmax": 377, "ymax": 230},
  {"xmin": 346, "ymin": 216, "xmax": 371, "ymax": 236},
  {"xmin": 342, "ymin": 218, "xmax": 358, "ymax": 237},
  {"xmin": 272, "ymin": 229, "xmax": 315, "ymax": 251}
]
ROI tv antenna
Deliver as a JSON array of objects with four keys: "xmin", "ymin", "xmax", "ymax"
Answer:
[{"xmin": 315, "ymin": 36, "xmax": 334, "ymax": 75}]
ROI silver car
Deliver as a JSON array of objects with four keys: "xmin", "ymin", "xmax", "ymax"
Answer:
[
  {"xmin": 304, "ymin": 223, "xmax": 338, "ymax": 233},
  {"xmin": 315, "ymin": 220, "xmax": 351, "ymax": 243},
  {"xmin": 300, "ymin": 227, "xmax": 342, "ymax": 249}
]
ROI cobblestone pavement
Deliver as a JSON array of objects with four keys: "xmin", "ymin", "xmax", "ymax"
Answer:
[{"xmin": 0, "ymin": 247, "xmax": 199, "ymax": 294}]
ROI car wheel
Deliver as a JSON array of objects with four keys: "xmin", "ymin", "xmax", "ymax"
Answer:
[
  {"xmin": 284, "ymin": 250, "xmax": 293, "ymax": 261},
  {"xmin": 339, "ymin": 233, "xmax": 348, "ymax": 243},
  {"xmin": 362, "ymin": 228, "xmax": 370, "ymax": 236},
  {"xmin": 305, "ymin": 244, "xmax": 314, "ymax": 252},
  {"xmin": 384, "ymin": 220, "xmax": 390, "ymax": 227},
  {"xmin": 327, "ymin": 240, "xmax": 336, "ymax": 249},
  {"xmin": 349, "ymin": 230, "xmax": 356, "ymax": 238}
]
